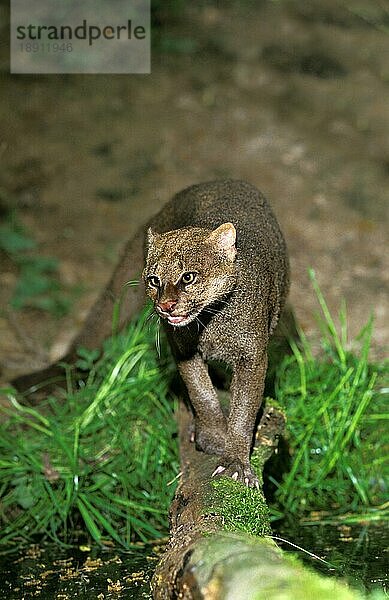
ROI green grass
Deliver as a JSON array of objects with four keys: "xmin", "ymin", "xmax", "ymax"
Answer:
[
  {"xmin": 0, "ymin": 309, "xmax": 179, "ymax": 549},
  {"xmin": 0, "ymin": 273, "xmax": 387, "ymax": 548},
  {"xmin": 272, "ymin": 270, "xmax": 388, "ymax": 519}
]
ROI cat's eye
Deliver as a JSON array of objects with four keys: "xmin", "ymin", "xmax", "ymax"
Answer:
[
  {"xmin": 147, "ymin": 275, "xmax": 161, "ymax": 288},
  {"xmin": 180, "ymin": 272, "xmax": 197, "ymax": 286}
]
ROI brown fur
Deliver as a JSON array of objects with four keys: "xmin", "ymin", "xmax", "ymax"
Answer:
[{"xmin": 13, "ymin": 180, "xmax": 289, "ymax": 487}]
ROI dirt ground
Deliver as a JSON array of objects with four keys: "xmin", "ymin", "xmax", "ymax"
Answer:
[{"xmin": 0, "ymin": 0, "xmax": 388, "ymax": 385}]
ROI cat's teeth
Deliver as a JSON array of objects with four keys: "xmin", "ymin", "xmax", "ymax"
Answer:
[{"xmin": 167, "ymin": 315, "xmax": 187, "ymax": 325}]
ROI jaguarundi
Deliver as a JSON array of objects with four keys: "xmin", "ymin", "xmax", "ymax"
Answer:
[{"xmin": 13, "ymin": 180, "xmax": 290, "ymax": 488}]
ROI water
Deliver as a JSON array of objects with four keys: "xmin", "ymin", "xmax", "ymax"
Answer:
[
  {"xmin": 0, "ymin": 541, "xmax": 162, "ymax": 599},
  {"xmin": 0, "ymin": 522, "xmax": 387, "ymax": 598},
  {"xmin": 274, "ymin": 520, "xmax": 389, "ymax": 596}
]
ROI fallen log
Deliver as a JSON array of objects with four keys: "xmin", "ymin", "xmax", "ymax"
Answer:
[
  {"xmin": 151, "ymin": 397, "xmax": 284, "ymax": 598},
  {"xmin": 151, "ymin": 398, "xmax": 367, "ymax": 600}
]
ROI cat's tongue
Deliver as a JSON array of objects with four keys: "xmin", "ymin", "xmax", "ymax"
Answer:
[{"xmin": 168, "ymin": 315, "xmax": 187, "ymax": 325}]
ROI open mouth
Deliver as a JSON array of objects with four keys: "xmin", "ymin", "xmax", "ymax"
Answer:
[
  {"xmin": 156, "ymin": 304, "xmax": 206, "ymax": 327},
  {"xmin": 156, "ymin": 307, "xmax": 195, "ymax": 326},
  {"xmin": 166, "ymin": 315, "xmax": 189, "ymax": 325}
]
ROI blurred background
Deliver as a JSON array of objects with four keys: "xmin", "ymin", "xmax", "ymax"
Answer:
[{"xmin": 1, "ymin": 0, "xmax": 388, "ymax": 384}]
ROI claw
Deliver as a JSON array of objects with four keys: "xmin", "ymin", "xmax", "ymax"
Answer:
[
  {"xmin": 212, "ymin": 465, "xmax": 226, "ymax": 477},
  {"xmin": 244, "ymin": 477, "xmax": 250, "ymax": 487},
  {"xmin": 231, "ymin": 471, "xmax": 238, "ymax": 481},
  {"xmin": 255, "ymin": 480, "xmax": 260, "ymax": 490},
  {"xmin": 190, "ymin": 432, "xmax": 195, "ymax": 443}
]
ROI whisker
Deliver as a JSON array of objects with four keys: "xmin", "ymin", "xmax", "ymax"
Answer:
[
  {"xmin": 146, "ymin": 312, "xmax": 161, "ymax": 339},
  {"xmin": 195, "ymin": 315, "xmax": 206, "ymax": 329},
  {"xmin": 146, "ymin": 311, "xmax": 157, "ymax": 323},
  {"xmin": 155, "ymin": 319, "xmax": 161, "ymax": 357},
  {"xmin": 203, "ymin": 308, "xmax": 221, "ymax": 316},
  {"xmin": 123, "ymin": 279, "xmax": 140, "ymax": 287}
]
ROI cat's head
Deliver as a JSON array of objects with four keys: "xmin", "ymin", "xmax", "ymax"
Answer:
[{"xmin": 143, "ymin": 223, "xmax": 237, "ymax": 327}]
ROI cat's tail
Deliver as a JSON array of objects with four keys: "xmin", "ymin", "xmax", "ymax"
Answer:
[{"xmin": 11, "ymin": 227, "xmax": 146, "ymax": 395}]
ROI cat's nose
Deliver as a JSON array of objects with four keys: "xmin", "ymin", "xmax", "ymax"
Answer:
[{"xmin": 158, "ymin": 300, "xmax": 177, "ymax": 313}]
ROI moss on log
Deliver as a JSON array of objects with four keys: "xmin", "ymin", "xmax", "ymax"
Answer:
[
  {"xmin": 151, "ymin": 396, "xmax": 376, "ymax": 599},
  {"xmin": 151, "ymin": 398, "xmax": 285, "ymax": 598}
]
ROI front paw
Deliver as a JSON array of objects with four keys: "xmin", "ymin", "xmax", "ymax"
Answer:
[
  {"xmin": 195, "ymin": 426, "xmax": 227, "ymax": 457},
  {"xmin": 212, "ymin": 457, "xmax": 259, "ymax": 489}
]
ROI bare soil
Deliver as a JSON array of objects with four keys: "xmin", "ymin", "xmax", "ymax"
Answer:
[{"xmin": 1, "ymin": 0, "xmax": 388, "ymax": 385}]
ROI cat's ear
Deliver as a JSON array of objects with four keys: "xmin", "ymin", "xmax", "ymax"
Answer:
[
  {"xmin": 208, "ymin": 223, "xmax": 237, "ymax": 260},
  {"xmin": 147, "ymin": 227, "xmax": 160, "ymax": 248}
]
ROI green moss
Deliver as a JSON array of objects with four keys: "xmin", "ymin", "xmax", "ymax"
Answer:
[
  {"xmin": 250, "ymin": 448, "xmax": 270, "ymax": 487},
  {"xmin": 264, "ymin": 396, "xmax": 286, "ymax": 414},
  {"xmin": 207, "ymin": 478, "xmax": 271, "ymax": 537}
]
